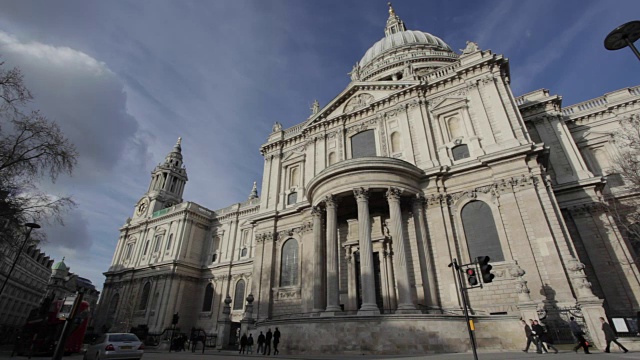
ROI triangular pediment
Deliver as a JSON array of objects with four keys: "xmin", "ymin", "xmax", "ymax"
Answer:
[
  {"xmin": 302, "ymin": 81, "xmax": 419, "ymax": 130},
  {"xmin": 432, "ymin": 97, "xmax": 466, "ymax": 111}
]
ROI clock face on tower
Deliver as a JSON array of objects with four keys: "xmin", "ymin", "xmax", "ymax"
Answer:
[{"xmin": 136, "ymin": 198, "xmax": 149, "ymax": 216}]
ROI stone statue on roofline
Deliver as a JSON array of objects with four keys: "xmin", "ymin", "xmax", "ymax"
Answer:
[
  {"xmin": 349, "ymin": 62, "xmax": 361, "ymax": 81},
  {"xmin": 310, "ymin": 99, "xmax": 320, "ymax": 115},
  {"xmin": 461, "ymin": 41, "xmax": 480, "ymax": 55},
  {"xmin": 272, "ymin": 122, "xmax": 282, "ymax": 132}
]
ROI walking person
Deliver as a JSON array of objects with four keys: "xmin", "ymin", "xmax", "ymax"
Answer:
[
  {"xmin": 247, "ymin": 333, "xmax": 254, "ymax": 354},
  {"xmin": 273, "ymin": 327, "xmax": 281, "ymax": 355},
  {"xmin": 600, "ymin": 317, "xmax": 628, "ymax": 353},
  {"xmin": 569, "ymin": 317, "xmax": 590, "ymax": 353},
  {"xmin": 521, "ymin": 319, "xmax": 535, "ymax": 352},
  {"xmin": 534, "ymin": 320, "xmax": 558, "ymax": 354},
  {"xmin": 239, "ymin": 333, "xmax": 248, "ymax": 354},
  {"xmin": 257, "ymin": 331, "xmax": 265, "ymax": 354},
  {"xmin": 264, "ymin": 328, "xmax": 272, "ymax": 355},
  {"xmin": 529, "ymin": 319, "xmax": 545, "ymax": 353}
]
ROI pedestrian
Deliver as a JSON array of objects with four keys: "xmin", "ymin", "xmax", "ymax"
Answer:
[
  {"xmin": 257, "ymin": 331, "xmax": 265, "ymax": 354},
  {"xmin": 569, "ymin": 317, "xmax": 590, "ymax": 354},
  {"xmin": 600, "ymin": 317, "xmax": 628, "ymax": 353},
  {"xmin": 240, "ymin": 333, "xmax": 248, "ymax": 354},
  {"xmin": 273, "ymin": 327, "xmax": 281, "ymax": 355},
  {"xmin": 529, "ymin": 319, "xmax": 547, "ymax": 353},
  {"xmin": 264, "ymin": 328, "xmax": 272, "ymax": 355},
  {"xmin": 247, "ymin": 333, "xmax": 254, "ymax": 354},
  {"xmin": 534, "ymin": 320, "xmax": 558, "ymax": 354},
  {"xmin": 636, "ymin": 311, "xmax": 640, "ymax": 336},
  {"xmin": 521, "ymin": 319, "xmax": 535, "ymax": 353}
]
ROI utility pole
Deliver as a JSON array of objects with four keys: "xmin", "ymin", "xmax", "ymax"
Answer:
[{"xmin": 450, "ymin": 258, "xmax": 479, "ymax": 360}]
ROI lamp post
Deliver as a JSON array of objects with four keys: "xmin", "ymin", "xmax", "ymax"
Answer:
[
  {"xmin": 0, "ymin": 222, "xmax": 40, "ymax": 297},
  {"xmin": 604, "ymin": 20, "xmax": 640, "ymax": 61}
]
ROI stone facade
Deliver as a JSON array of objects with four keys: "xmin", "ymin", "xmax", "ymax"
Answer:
[
  {"xmin": 0, "ymin": 243, "xmax": 52, "ymax": 342},
  {"xmin": 96, "ymin": 4, "xmax": 640, "ymax": 354}
]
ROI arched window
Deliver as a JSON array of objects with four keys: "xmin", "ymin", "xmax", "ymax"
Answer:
[
  {"xmin": 448, "ymin": 116, "xmax": 464, "ymax": 139},
  {"xmin": 212, "ymin": 253, "xmax": 218, "ymax": 262},
  {"xmin": 328, "ymin": 152, "xmax": 336, "ymax": 166},
  {"xmin": 233, "ymin": 279, "xmax": 245, "ymax": 310},
  {"xmin": 143, "ymin": 241, "xmax": 149, "ymax": 255},
  {"xmin": 241, "ymin": 248, "xmax": 248, "ymax": 257},
  {"xmin": 166, "ymin": 234, "xmax": 173, "ymax": 250},
  {"xmin": 139, "ymin": 282, "xmax": 151, "ymax": 310},
  {"xmin": 461, "ymin": 201, "xmax": 504, "ymax": 262},
  {"xmin": 202, "ymin": 283, "xmax": 214, "ymax": 312},
  {"xmin": 170, "ymin": 177, "xmax": 178, "ymax": 192},
  {"xmin": 452, "ymin": 144, "xmax": 470, "ymax": 160},
  {"xmin": 290, "ymin": 167, "xmax": 299, "ymax": 188},
  {"xmin": 390, "ymin": 132, "xmax": 401, "ymax": 153},
  {"xmin": 280, "ymin": 238, "xmax": 299, "ymax": 287},
  {"xmin": 153, "ymin": 235, "xmax": 162, "ymax": 252},
  {"xmin": 351, "ymin": 130, "xmax": 376, "ymax": 158}
]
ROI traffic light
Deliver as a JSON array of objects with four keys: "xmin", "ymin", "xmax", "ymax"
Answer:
[
  {"xmin": 477, "ymin": 256, "xmax": 494, "ymax": 283},
  {"xmin": 466, "ymin": 268, "xmax": 478, "ymax": 286}
]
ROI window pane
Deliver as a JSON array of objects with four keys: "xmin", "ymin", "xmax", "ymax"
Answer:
[
  {"xmin": 139, "ymin": 283, "xmax": 151, "ymax": 310},
  {"xmin": 351, "ymin": 130, "xmax": 376, "ymax": 158},
  {"xmin": 461, "ymin": 201, "xmax": 504, "ymax": 261},
  {"xmin": 280, "ymin": 239, "xmax": 299, "ymax": 287},
  {"xmin": 233, "ymin": 280, "xmax": 245, "ymax": 310},
  {"xmin": 287, "ymin": 192, "xmax": 298, "ymax": 205},
  {"xmin": 452, "ymin": 144, "xmax": 470, "ymax": 160},
  {"xmin": 202, "ymin": 284, "xmax": 213, "ymax": 312}
]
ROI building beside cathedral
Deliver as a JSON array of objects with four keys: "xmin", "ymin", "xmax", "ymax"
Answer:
[{"xmin": 96, "ymin": 4, "xmax": 640, "ymax": 354}]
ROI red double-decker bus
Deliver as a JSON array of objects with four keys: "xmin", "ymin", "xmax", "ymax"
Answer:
[{"xmin": 17, "ymin": 295, "xmax": 90, "ymax": 356}]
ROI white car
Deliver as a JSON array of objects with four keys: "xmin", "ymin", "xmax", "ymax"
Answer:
[{"xmin": 84, "ymin": 333, "xmax": 144, "ymax": 360}]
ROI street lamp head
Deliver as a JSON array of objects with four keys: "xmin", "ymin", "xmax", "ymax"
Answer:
[
  {"xmin": 604, "ymin": 20, "xmax": 640, "ymax": 50},
  {"xmin": 24, "ymin": 223, "xmax": 40, "ymax": 229}
]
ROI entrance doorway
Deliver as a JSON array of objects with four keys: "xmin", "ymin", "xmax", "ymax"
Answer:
[
  {"xmin": 354, "ymin": 251, "xmax": 384, "ymax": 310},
  {"xmin": 229, "ymin": 322, "xmax": 241, "ymax": 347}
]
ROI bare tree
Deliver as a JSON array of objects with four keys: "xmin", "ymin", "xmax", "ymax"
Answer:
[
  {"xmin": 0, "ymin": 61, "xmax": 78, "ymax": 246},
  {"xmin": 604, "ymin": 115, "xmax": 640, "ymax": 257}
]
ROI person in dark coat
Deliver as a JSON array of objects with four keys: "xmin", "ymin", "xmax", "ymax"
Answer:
[
  {"xmin": 247, "ymin": 333, "xmax": 254, "ymax": 354},
  {"xmin": 600, "ymin": 317, "xmax": 628, "ymax": 353},
  {"xmin": 239, "ymin": 333, "xmax": 248, "ymax": 354},
  {"xmin": 273, "ymin": 327, "xmax": 281, "ymax": 355},
  {"xmin": 530, "ymin": 319, "xmax": 548, "ymax": 354},
  {"xmin": 521, "ymin": 319, "xmax": 535, "ymax": 352},
  {"xmin": 569, "ymin": 317, "xmax": 590, "ymax": 354},
  {"xmin": 257, "ymin": 331, "xmax": 265, "ymax": 354},
  {"xmin": 534, "ymin": 320, "xmax": 558, "ymax": 354},
  {"xmin": 264, "ymin": 328, "xmax": 272, "ymax": 355}
]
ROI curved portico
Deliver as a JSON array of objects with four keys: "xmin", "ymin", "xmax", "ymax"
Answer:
[{"xmin": 306, "ymin": 157, "xmax": 429, "ymax": 315}]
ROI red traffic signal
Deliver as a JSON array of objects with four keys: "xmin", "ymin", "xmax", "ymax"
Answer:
[{"xmin": 466, "ymin": 268, "xmax": 478, "ymax": 286}]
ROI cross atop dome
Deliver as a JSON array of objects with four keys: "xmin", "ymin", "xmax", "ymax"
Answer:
[{"xmin": 385, "ymin": 2, "xmax": 406, "ymax": 36}]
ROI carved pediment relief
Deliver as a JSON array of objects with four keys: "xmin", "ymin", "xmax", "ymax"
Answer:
[{"xmin": 344, "ymin": 93, "xmax": 375, "ymax": 114}]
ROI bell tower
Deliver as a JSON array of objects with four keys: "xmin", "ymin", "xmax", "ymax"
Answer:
[{"xmin": 134, "ymin": 137, "xmax": 188, "ymax": 218}]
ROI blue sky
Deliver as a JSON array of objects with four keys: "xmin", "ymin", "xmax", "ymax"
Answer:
[{"xmin": 0, "ymin": 0, "xmax": 638, "ymax": 291}]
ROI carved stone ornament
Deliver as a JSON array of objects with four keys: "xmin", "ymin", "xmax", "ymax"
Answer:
[
  {"xmin": 311, "ymin": 206, "xmax": 322, "ymax": 218},
  {"xmin": 324, "ymin": 195, "xmax": 338, "ymax": 208},
  {"xmin": 272, "ymin": 122, "xmax": 282, "ymax": 132},
  {"xmin": 344, "ymin": 93, "xmax": 374, "ymax": 113},
  {"xmin": 461, "ymin": 41, "xmax": 480, "ymax": 55},
  {"xmin": 256, "ymin": 232, "xmax": 277, "ymax": 243},
  {"xmin": 567, "ymin": 258, "xmax": 598, "ymax": 300},
  {"xmin": 386, "ymin": 187, "xmax": 403, "ymax": 201},
  {"xmin": 276, "ymin": 288, "xmax": 301, "ymax": 300},
  {"xmin": 353, "ymin": 187, "xmax": 369, "ymax": 200}
]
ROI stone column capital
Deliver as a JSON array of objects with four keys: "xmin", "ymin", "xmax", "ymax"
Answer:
[
  {"xmin": 311, "ymin": 206, "xmax": 323, "ymax": 218},
  {"xmin": 386, "ymin": 187, "xmax": 403, "ymax": 201},
  {"xmin": 412, "ymin": 193, "xmax": 426, "ymax": 207},
  {"xmin": 353, "ymin": 187, "xmax": 370, "ymax": 201},
  {"xmin": 324, "ymin": 195, "xmax": 338, "ymax": 209}
]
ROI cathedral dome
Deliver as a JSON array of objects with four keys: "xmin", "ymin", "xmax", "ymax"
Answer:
[
  {"xmin": 359, "ymin": 30, "xmax": 453, "ymax": 67},
  {"xmin": 351, "ymin": 3, "xmax": 458, "ymax": 82}
]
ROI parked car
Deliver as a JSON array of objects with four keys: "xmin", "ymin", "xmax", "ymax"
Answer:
[{"xmin": 83, "ymin": 333, "xmax": 144, "ymax": 360}]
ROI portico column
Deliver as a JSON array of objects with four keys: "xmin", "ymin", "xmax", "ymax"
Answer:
[
  {"xmin": 353, "ymin": 187, "xmax": 380, "ymax": 314},
  {"xmin": 386, "ymin": 187, "xmax": 418, "ymax": 312},
  {"xmin": 412, "ymin": 194, "xmax": 439, "ymax": 309},
  {"xmin": 324, "ymin": 195, "xmax": 341, "ymax": 313},
  {"xmin": 311, "ymin": 206, "xmax": 324, "ymax": 312}
]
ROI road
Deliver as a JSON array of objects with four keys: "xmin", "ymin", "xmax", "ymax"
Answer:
[{"xmin": 2, "ymin": 348, "xmax": 637, "ymax": 360}]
